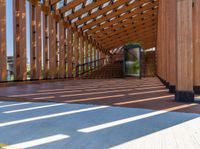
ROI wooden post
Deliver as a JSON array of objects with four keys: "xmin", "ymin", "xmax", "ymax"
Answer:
[
  {"xmin": 13, "ymin": 0, "xmax": 27, "ymax": 81},
  {"xmin": 74, "ymin": 32, "xmax": 79, "ymax": 77},
  {"xmin": 59, "ymin": 21, "xmax": 66, "ymax": 79},
  {"xmin": 90, "ymin": 43, "xmax": 93, "ymax": 70},
  {"xmin": 0, "ymin": 0, "xmax": 7, "ymax": 81},
  {"xmin": 85, "ymin": 40, "xmax": 89, "ymax": 72},
  {"xmin": 80, "ymin": 36, "xmax": 84, "ymax": 73},
  {"xmin": 97, "ymin": 49, "xmax": 100, "ymax": 67},
  {"xmin": 42, "ymin": 13, "xmax": 49, "ymax": 79},
  {"xmin": 175, "ymin": 0, "xmax": 194, "ymax": 102},
  {"xmin": 36, "ymin": 6, "xmax": 42, "ymax": 80},
  {"xmin": 167, "ymin": 0, "xmax": 177, "ymax": 93},
  {"xmin": 193, "ymin": 0, "xmax": 200, "ymax": 94},
  {"xmin": 67, "ymin": 28, "xmax": 73, "ymax": 78},
  {"xmin": 48, "ymin": 15, "xmax": 56, "ymax": 79},
  {"xmin": 94, "ymin": 46, "xmax": 97, "ymax": 68},
  {"xmin": 55, "ymin": 22, "xmax": 59, "ymax": 78},
  {"xmin": 30, "ymin": 3, "xmax": 42, "ymax": 80}
]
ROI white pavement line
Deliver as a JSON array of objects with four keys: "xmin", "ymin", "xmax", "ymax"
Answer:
[
  {"xmin": 3, "ymin": 134, "xmax": 69, "ymax": 149},
  {"xmin": 0, "ymin": 106, "xmax": 109, "ymax": 127},
  {"xmin": 78, "ymin": 104, "xmax": 196, "ymax": 133},
  {"xmin": 0, "ymin": 102, "xmax": 31, "ymax": 108},
  {"xmin": 3, "ymin": 103, "xmax": 66, "ymax": 114},
  {"xmin": 60, "ymin": 89, "xmax": 133, "ymax": 98}
]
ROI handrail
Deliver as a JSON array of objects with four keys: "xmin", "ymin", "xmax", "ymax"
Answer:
[{"xmin": 75, "ymin": 58, "xmax": 106, "ymax": 77}]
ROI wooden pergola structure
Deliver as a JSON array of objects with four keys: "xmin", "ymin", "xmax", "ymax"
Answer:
[{"xmin": 0, "ymin": 0, "xmax": 200, "ymax": 102}]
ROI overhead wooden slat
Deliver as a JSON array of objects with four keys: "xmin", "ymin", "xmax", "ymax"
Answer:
[
  {"xmin": 58, "ymin": 0, "xmax": 85, "ymax": 14},
  {"xmin": 29, "ymin": 0, "xmax": 159, "ymax": 52}
]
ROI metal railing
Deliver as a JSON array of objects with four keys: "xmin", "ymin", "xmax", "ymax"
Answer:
[{"xmin": 75, "ymin": 58, "xmax": 106, "ymax": 77}]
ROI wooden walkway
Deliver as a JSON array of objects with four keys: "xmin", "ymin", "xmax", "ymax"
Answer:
[{"xmin": 0, "ymin": 77, "xmax": 200, "ymax": 114}]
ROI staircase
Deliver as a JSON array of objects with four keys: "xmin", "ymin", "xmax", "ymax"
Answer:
[{"xmin": 81, "ymin": 61, "xmax": 124, "ymax": 79}]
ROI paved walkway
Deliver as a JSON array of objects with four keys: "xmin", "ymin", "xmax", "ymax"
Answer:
[
  {"xmin": 0, "ymin": 78, "xmax": 200, "ymax": 114},
  {"xmin": 0, "ymin": 101, "xmax": 200, "ymax": 149}
]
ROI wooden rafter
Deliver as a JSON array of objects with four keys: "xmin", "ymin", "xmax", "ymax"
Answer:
[{"xmin": 31, "ymin": 0, "xmax": 159, "ymax": 51}]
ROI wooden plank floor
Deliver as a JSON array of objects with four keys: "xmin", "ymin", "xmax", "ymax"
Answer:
[{"xmin": 0, "ymin": 77, "xmax": 200, "ymax": 114}]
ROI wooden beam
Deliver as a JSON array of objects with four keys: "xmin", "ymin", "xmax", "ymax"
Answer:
[
  {"xmin": 175, "ymin": 0, "xmax": 194, "ymax": 102},
  {"xmin": 0, "ymin": 0, "xmax": 7, "ymax": 81},
  {"xmin": 13, "ymin": 0, "xmax": 27, "ymax": 81},
  {"xmin": 82, "ymin": 0, "xmax": 156, "ymax": 31}
]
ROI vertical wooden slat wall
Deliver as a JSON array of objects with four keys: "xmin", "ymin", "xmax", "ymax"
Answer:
[
  {"xmin": 13, "ymin": 0, "xmax": 27, "ymax": 81},
  {"xmin": 193, "ymin": 0, "xmax": 200, "ymax": 94},
  {"xmin": 59, "ymin": 21, "xmax": 66, "ymax": 79},
  {"xmin": 175, "ymin": 0, "xmax": 194, "ymax": 102},
  {"xmin": 0, "ymin": 0, "xmax": 7, "ymax": 81}
]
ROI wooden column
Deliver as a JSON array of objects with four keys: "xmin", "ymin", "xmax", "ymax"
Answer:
[
  {"xmin": 67, "ymin": 28, "xmax": 73, "ymax": 78},
  {"xmin": 89, "ymin": 43, "xmax": 93, "ymax": 69},
  {"xmin": 80, "ymin": 36, "xmax": 84, "ymax": 73},
  {"xmin": 97, "ymin": 49, "xmax": 100, "ymax": 67},
  {"xmin": 167, "ymin": 0, "xmax": 177, "ymax": 93},
  {"xmin": 94, "ymin": 46, "xmax": 97, "ymax": 68},
  {"xmin": 42, "ymin": 13, "xmax": 49, "ymax": 79},
  {"xmin": 74, "ymin": 32, "xmax": 79, "ymax": 67},
  {"xmin": 0, "ymin": 0, "xmax": 7, "ymax": 81},
  {"xmin": 85, "ymin": 40, "xmax": 89, "ymax": 72},
  {"xmin": 36, "ymin": 6, "xmax": 42, "ymax": 80},
  {"xmin": 13, "ymin": 0, "xmax": 27, "ymax": 81},
  {"xmin": 175, "ymin": 0, "xmax": 194, "ymax": 102},
  {"xmin": 193, "ymin": 0, "xmax": 200, "ymax": 94},
  {"xmin": 55, "ymin": 22, "xmax": 59, "ymax": 78},
  {"xmin": 48, "ymin": 15, "xmax": 56, "ymax": 79},
  {"xmin": 30, "ymin": 3, "xmax": 42, "ymax": 80},
  {"xmin": 59, "ymin": 21, "xmax": 66, "ymax": 79}
]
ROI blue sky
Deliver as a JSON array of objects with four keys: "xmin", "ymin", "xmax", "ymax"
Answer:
[{"xmin": 6, "ymin": 0, "xmax": 30, "ymax": 63}]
